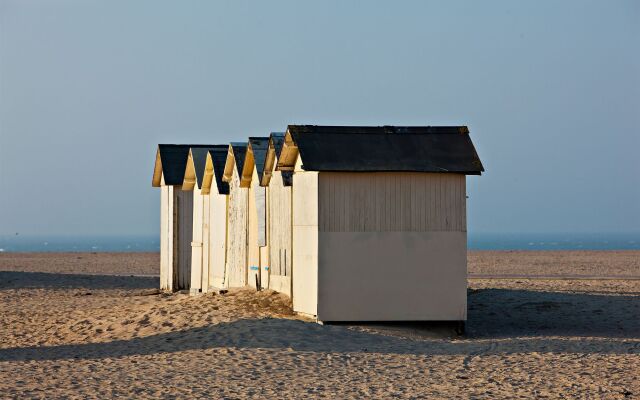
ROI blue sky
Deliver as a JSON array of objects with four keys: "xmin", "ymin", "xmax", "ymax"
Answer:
[{"xmin": 0, "ymin": 0, "xmax": 638, "ymax": 235}]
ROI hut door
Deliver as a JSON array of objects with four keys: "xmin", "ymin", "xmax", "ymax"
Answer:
[{"xmin": 176, "ymin": 190, "xmax": 193, "ymax": 290}]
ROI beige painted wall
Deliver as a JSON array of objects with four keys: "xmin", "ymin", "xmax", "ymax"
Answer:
[
  {"xmin": 292, "ymin": 159, "xmax": 319, "ymax": 316},
  {"xmin": 267, "ymin": 170, "xmax": 292, "ymax": 296},
  {"xmin": 315, "ymin": 172, "xmax": 468, "ymax": 322},
  {"xmin": 317, "ymin": 231, "xmax": 467, "ymax": 321},
  {"xmin": 226, "ymin": 166, "xmax": 247, "ymax": 287},
  {"xmin": 318, "ymin": 172, "xmax": 466, "ymax": 232}
]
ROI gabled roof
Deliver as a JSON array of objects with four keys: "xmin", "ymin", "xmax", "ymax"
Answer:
[
  {"xmin": 270, "ymin": 132, "xmax": 286, "ymax": 158},
  {"xmin": 278, "ymin": 125, "xmax": 484, "ymax": 175},
  {"xmin": 183, "ymin": 146, "xmax": 228, "ymax": 191},
  {"xmin": 202, "ymin": 148, "xmax": 230, "ymax": 195},
  {"xmin": 152, "ymin": 144, "xmax": 217, "ymax": 187},
  {"xmin": 222, "ymin": 142, "xmax": 248, "ymax": 183},
  {"xmin": 243, "ymin": 137, "xmax": 270, "ymax": 187},
  {"xmin": 230, "ymin": 142, "xmax": 248, "ymax": 176},
  {"xmin": 261, "ymin": 133, "xmax": 292, "ymax": 187}
]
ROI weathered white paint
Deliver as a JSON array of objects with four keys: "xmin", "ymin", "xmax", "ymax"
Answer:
[
  {"xmin": 267, "ymin": 169, "xmax": 292, "ymax": 296},
  {"xmin": 189, "ymin": 186, "xmax": 204, "ymax": 294},
  {"xmin": 292, "ymin": 157, "xmax": 319, "ymax": 316},
  {"xmin": 247, "ymin": 167, "xmax": 261, "ymax": 289},
  {"xmin": 225, "ymin": 165, "xmax": 247, "ymax": 287},
  {"xmin": 317, "ymin": 231, "xmax": 467, "ymax": 321},
  {"xmin": 159, "ymin": 178, "xmax": 194, "ymax": 292},
  {"xmin": 201, "ymin": 193, "xmax": 211, "ymax": 293},
  {"xmin": 202, "ymin": 151, "xmax": 229, "ymax": 290},
  {"xmin": 159, "ymin": 176, "xmax": 173, "ymax": 291},
  {"xmin": 269, "ymin": 275, "xmax": 291, "ymax": 295},
  {"xmin": 208, "ymin": 193, "xmax": 228, "ymax": 289}
]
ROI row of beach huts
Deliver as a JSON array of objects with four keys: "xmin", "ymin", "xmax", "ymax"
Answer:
[{"xmin": 152, "ymin": 125, "xmax": 483, "ymax": 323}]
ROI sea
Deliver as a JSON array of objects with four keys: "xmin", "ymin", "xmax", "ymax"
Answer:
[{"xmin": 0, "ymin": 233, "xmax": 638, "ymax": 252}]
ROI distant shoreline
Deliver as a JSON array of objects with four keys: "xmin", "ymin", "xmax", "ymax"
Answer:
[
  {"xmin": 1, "ymin": 251, "xmax": 638, "ymax": 278},
  {"xmin": 1, "ymin": 232, "xmax": 638, "ymax": 252}
]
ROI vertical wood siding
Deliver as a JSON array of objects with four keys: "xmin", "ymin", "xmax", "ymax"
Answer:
[
  {"xmin": 201, "ymin": 193, "xmax": 210, "ymax": 292},
  {"xmin": 160, "ymin": 184, "xmax": 172, "ymax": 291},
  {"xmin": 318, "ymin": 172, "xmax": 466, "ymax": 233},
  {"xmin": 176, "ymin": 189, "xmax": 193, "ymax": 289},
  {"xmin": 209, "ymin": 192, "xmax": 227, "ymax": 289},
  {"xmin": 226, "ymin": 168, "xmax": 248, "ymax": 287},
  {"xmin": 292, "ymin": 158, "xmax": 319, "ymax": 316},
  {"xmin": 190, "ymin": 187, "xmax": 204, "ymax": 293},
  {"xmin": 247, "ymin": 168, "xmax": 260, "ymax": 288},
  {"xmin": 268, "ymin": 170, "xmax": 292, "ymax": 278}
]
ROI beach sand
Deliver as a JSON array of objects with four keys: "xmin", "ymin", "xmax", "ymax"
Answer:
[{"xmin": 1, "ymin": 251, "xmax": 639, "ymax": 398}]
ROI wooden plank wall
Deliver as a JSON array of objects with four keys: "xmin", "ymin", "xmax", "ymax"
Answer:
[
  {"xmin": 226, "ymin": 168, "xmax": 248, "ymax": 287},
  {"xmin": 318, "ymin": 172, "xmax": 466, "ymax": 233},
  {"xmin": 267, "ymin": 170, "xmax": 292, "ymax": 295},
  {"xmin": 189, "ymin": 187, "xmax": 204, "ymax": 293},
  {"xmin": 176, "ymin": 189, "xmax": 193, "ymax": 289},
  {"xmin": 209, "ymin": 192, "xmax": 227, "ymax": 289},
  {"xmin": 292, "ymin": 158, "xmax": 319, "ymax": 316},
  {"xmin": 201, "ymin": 193, "xmax": 211, "ymax": 293},
  {"xmin": 268, "ymin": 171, "xmax": 292, "ymax": 277},
  {"xmin": 160, "ymin": 184, "xmax": 173, "ymax": 291},
  {"xmin": 247, "ymin": 168, "xmax": 261, "ymax": 288}
]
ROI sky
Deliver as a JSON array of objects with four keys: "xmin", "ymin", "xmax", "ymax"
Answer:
[{"xmin": 0, "ymin": 0, "xmax": 638, "ymax": 236}]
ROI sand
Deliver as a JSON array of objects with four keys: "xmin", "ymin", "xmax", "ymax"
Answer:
[{"xmin": 1, "ymin": 251, "xmax": 639, "ymax": 399}]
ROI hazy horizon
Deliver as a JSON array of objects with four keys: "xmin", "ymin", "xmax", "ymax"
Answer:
[{"xmin": 1, "ymin": 1, "xmax": 638, "ymax": 236}]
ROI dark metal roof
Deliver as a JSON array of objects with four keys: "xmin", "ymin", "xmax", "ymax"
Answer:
[
  {"xmin": 248, "ymin": 137, "xmax": 270, "ymax": 181},
  {"xmin": 208, "ymin": 148, "xmax": 230, "ymax": 195},
  {"xmin": 287, "ymin": 125, "xmax": 484, "ymax": 174},
  {"xmin": 289, "ymin": 125, "xmax": 467, "ymax": 135},
  {"xmin": 270, "ymin": 132, "xmax": 286, "ymax": 158},
  {"xmin": 157, "ymin": 144, "xmax": 216, "ymax": 186},
  {"xmin": 268, "ymin": 132, "xmax": 292, "ymax": 186},
  {"xmin": 190, "ymin": 146, "xmax": 227, "ymax": 189},
  {"xmin": 229, "ymin": 142, "xmax": 248, "ymax": 176}
]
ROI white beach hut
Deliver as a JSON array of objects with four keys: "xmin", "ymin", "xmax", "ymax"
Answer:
[
  {"xmin": 182, "ymin": 146, "xmax": 228, "ymax": 294},
  {"xmin": 201, "ymin": 148, "xmax": 231, "ymax": 290},
  {"xmin": 276, "ymin": 125, "xmax": 484, "ymax": 323},
  {"xmin": 259, "ymin": 133, "xmax": 293, "ymax": 296},
  {"xmin": 152, "ymin": 144, "xmax": 214, "ymax": 291},
  {"xmin": 221, "ymin": 142, "xmax": 249, "ymax": 288},
  {"xmin": 240, "ymin": 137, "xmax": 270, "ymax": 289}
]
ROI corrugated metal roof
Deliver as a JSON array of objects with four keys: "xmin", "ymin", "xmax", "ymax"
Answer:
[
  {"xmin": 208, "ymin": 148, "xmax": 230, "ymax": 195},
  {"xmin": 287, "ymin": 125, "xmax": 484, "ymax": 174},
  {"xmin": 154, "ymin": 144, "xmax": 216, "ymax": 186}
]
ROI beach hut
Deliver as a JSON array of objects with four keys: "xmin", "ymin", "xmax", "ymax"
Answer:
[
  {"xmin": 182, "ymin": 145, "xmax": 228, "ymax": 294},
  {"xmin": 240, "ymin": 137, "xmax": 270, "ymax": 289},
  {"xmin": 276, "ymin": 125, "xmax": 484, "ymax": 323},
  {"xmin": 259, "ymin": 133, "xmax": 293, "ymax": 296},
  {"xmin": 152, "ymin": 144, "xmax": 213, "ymax": 291},
  {"xmin": 222, "ymin": 142, "xmax": 249, "ymax": 288},
  {"xmin": 201, "ymin": 148, "xmax": 230, "ymax": 290}
]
